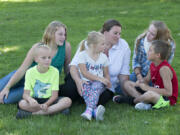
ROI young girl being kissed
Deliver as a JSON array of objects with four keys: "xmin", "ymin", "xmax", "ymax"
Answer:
[{"xmin": 77, "ymin": 31, "xmax": 111, "ymax": 121}]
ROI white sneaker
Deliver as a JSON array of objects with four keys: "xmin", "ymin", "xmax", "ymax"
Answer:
[
  {"xmin": 95, "ymin": 105, "xmax": 105, "ymax": 121},
  {"xmin": 135, "ymin": 102, "xmax": 152, "ymax": 110},
  {"xmin": 81, "ymin": 111, "xmax": 92, "ymax": 121}
]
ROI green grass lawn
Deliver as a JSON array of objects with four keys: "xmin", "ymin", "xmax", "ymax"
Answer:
[{"xmin": 0, "ymin": 0, "xmax": 180, "ymax": 134}]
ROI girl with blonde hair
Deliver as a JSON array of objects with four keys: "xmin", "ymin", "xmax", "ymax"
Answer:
[
  {"xmin": 0, "ymin": 20, "xmax": 71, "ymax": 104},
  {"xmin": 77, "ymin": 31, "xmax": 111, "ymax": 121}
]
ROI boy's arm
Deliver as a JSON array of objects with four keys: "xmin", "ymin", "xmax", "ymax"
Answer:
[
  {"xmin": 142, "ymin": 70, "xmax": 151, "ymax": 84},
  {"xmin": 23, "ymin": 90, "xmax": 38, "ymax": 105},
  {"xmin": 139, "ymin": 66, "xmax": 173, "ymax": 96},
  {"xmin": 44, "ymin": 91, "xmax": 58, "ymax": 107}
]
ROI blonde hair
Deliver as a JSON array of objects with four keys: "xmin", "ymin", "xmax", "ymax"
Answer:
[
  {"xmin": 79, "ymin": 31, "xmax": 104, "ymax": 51},
  {"xmin": 34, "ymin": 42, "xmax": 51, "ymax": 56},
  {"xmin": 42, "ymin": 21, "xmax": 67, "ymax": 47},
  {"xmin": 135, "ymin": 20, "xmax": 175, "ymax": 53}
]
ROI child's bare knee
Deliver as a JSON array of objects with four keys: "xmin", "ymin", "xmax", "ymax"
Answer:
[
  {"xmin": 19, "ymin": 100, "xmax": 27, "ymax": 108},
  {"xmin": 146, "ymin": 91, "xmax": 157, "ymax": 97},
  {"xmin": 61, "ymin": 97, "xmax": 72, "ymax": 107},
  {"xmin": 124, "ymin": 81, "xmax": 132, "ymax": 88}
]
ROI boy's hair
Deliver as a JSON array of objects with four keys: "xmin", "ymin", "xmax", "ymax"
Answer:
[
  {"xmin": 151, "ymin": 40, "xmax": 171, "ymax": 60},
  {"xmin": 42, "ymin": 21, "xmax": 67, "ymax": 46},
  {"xmin": 34, "ymin": 42, "xmax": 51, "ymax": 56},
  {"xmin": 100, "ymin": 19, "xmax": 122, "ymax": 33},
  {"xmin": 79, "ymin": 31, "xmax": 104, "ymax": 51}
]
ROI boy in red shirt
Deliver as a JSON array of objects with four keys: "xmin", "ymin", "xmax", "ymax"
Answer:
[{"xmin": 124, "ymin": 40, "xmax": 178, "ymax": 110}]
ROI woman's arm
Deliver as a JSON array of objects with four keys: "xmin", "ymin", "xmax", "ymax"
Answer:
[
  {"xmin": 70, "ymin": 65, "xmax": 84, "ymax": 96},
  {"xmin": 64, "ymin": 41, "xmax": 71, "ymax": 75},
  {"xmin": 117, "ymin": 46, "xmax": 131, "ymax": 92},
  {"xmin": 168, "ymin": 40, "xmax": 175, "ymax": 64},
  {"xmin": 0, "ymin": 44, "xmax": 37, "ymax": 103},
  {"xmin": 118, "ymin": 74, "xmax": 129, "ymax": 92},
  {"xmin": 132, "ymin": 39, "xmax": 143, "ymax": 79}
]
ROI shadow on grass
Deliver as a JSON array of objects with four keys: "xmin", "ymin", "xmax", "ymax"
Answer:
[{"xmin": 0, "ymin": 0, "xmax": 42, "ymax": 3}]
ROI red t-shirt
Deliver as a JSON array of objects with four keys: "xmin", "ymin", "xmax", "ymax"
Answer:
[{"xmin": 150, "ymin": 60, "xmax": 178, "ymax": 105}]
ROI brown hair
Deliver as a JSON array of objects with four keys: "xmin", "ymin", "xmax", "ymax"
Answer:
[
  {"xmin": 151, "ymin": 40, "xmax": 171, "ymax": 60},
  {"xmin": 100, "ymin": 19, "xmax": 122, "ymax": 33},
  {"xmin": 42, "ymin": 21, "xmax": 67, "ymax": 47},
  {"xmin": 135, "ymin": 21, "xmax": 175, "ymax": 53}
]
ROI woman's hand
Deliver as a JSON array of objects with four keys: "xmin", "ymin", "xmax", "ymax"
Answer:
[{"xmin": 0, "ymin": 88, "xmax": 10, "ymax": 103}]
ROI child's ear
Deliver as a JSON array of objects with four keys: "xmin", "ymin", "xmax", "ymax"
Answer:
[
  {"xmin": 34, "ymin": 56, "xmax": 38, "ymax": 63},
  {"xmin": 156, "ymin": 53, "xmax": 161, "ymax": 59}
]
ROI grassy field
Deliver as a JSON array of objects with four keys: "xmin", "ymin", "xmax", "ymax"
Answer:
[{"xmin": 0, "ymin": 0, "xmax": 180, "ymax": 135}]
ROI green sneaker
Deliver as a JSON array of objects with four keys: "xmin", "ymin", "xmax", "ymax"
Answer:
[{"xmin": 152, "ymin": 96, "xmax": 170, "ymax": 109}]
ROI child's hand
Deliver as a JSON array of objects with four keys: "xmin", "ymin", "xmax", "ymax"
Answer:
[
  {"xmin": 136, "ymin": 74, "xmax": 144, "ymax": 83},
  {"xmin": 40, "ymin": 104, "xmax": 48, "ymax": 111},
  {"xmin": 100, "ymin": 78, "xmax": 111, "ymax": 88}
]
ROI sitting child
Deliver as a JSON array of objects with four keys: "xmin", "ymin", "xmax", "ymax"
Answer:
[
  {"xmin": 77, "ymin": 31, "xmax": 111, "ymax": 121},
  {"xmin": 16, "ymin": 44, "xmax": 71, "ymax": 119},
  {"xmin": 123, "ymin": 40, "xmax": 178, "ymax": 110}
]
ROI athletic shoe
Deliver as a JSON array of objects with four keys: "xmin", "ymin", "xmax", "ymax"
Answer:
[
  {"xmin": 81, "ymin": 110, "xmax": 92, "ymax": 121},
  {"xmin": 113, "ymin": 95, "xmax": 123, "ymax": 103},
  {"xmin": 135, "ymin": 102, "xmax": 152, "ymax": 110},
  {"xmin": 61, "ymin": 108, "xmax": 70, "ymax": 115},
  {"xmin": 113, "ymin": 95, "xmax": 135, "ymax": 105},
  {"xmin": 152, "ymin": 96, "xmax": 170, "ymax": 109},
  {"xmin": 95, "ymin": 105, "xmax": 105, "ymax": 121},
  {"xmin": 16, "ymin": 109, "xmax": 32, "ymax": 119}
]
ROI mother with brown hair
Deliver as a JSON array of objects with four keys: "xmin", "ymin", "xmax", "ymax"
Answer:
[{"xmin": 59, "ymin": 19, "xmax": 131, "ymax": 105}]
